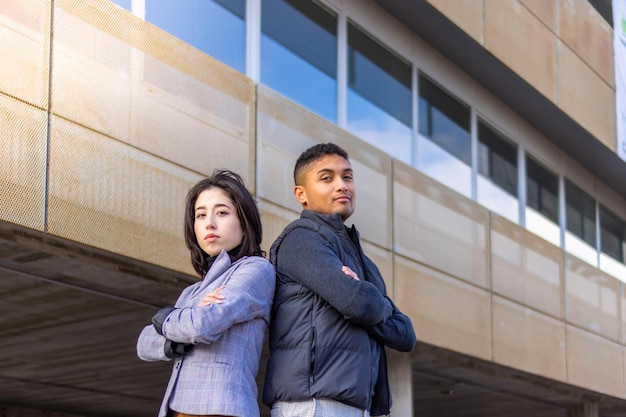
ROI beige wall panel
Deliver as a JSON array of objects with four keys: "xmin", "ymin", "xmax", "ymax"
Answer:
[
  {"xmin": 558, "ymin": 0, "xmax": 614, "ymax": 87},
  {"xmin": 521, "ymin": 0, "xmax": 557, "ymax": 33},
  {"xmin": 484, "ymin": 0, "xmax": 556, "ymax": 102},
  {"xmin": 493, "ymin": 296, "xmax": 566, "ymax": 381},
  {"xmin": 395, "ymin": 255, "xmax": 491, "ymax": 360},
  {"xmin": 361, "ymin": 241, "xmax": 394, "ymax": 295},
  {"xmin": 426, "ymin": 0, "xmax": 483, "ymax": 44},
  {"xmin": 394, "ymin": 162, "xmax": 489, "ymax": 288},
  {"xmin": 0, "ymin": 95, "xmax": 47, "ymax": 231},
  {"xmin": 258, "ymin": 200, "xmax": 298, "ymax": 257},
  {"xmin": 565, "ymin": 255, "xmax": 621, "ymax": 342},
  {"xmin": 47, "ymin": 116, "xmax": 200, "ymax": 274},
  {"xmin": 55, "ymin": 0, "xmax": 255, "ymax": 179},
  {"xmin": 52, "ymin": 5, "xmax": 131, "ymax": 142},
  {"xmin": 557, "ymin": 41, "xmax": 615, "ymax": 151},
  {"xmin": 132, "ymin": 87, "xmax": 251, "ymax": 179},
  {"xmin": 256, "ymin": 87, "xmax": 391, "ymax": 246},
  {"xmin": 566, "ymin": 324, "xmax": 624, "ymax": 397},
  {"xmin": 491, "ymin": 215, "xmax": 563, "ymax": 318},
  {"xmin": 0, "ymin": 1, "xmax": 49, "ymax": 108}
]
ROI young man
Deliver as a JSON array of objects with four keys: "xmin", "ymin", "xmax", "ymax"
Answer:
[{"xmin": 263, "ymin": 143, "xmax": 416, "ymax": 417}]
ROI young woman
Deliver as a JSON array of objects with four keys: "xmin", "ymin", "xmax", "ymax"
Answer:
[{"xmin": 137, "ymin": 169, "xmax": 275, "ymax": 417}]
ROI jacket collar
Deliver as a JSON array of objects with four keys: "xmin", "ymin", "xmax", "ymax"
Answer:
[
  {"xmin": 203, "ymin": 249, "xmax": 233, "ymax": 282},
  {"xmin": 301, "ymin": 210, "xmax": 345, "ymax": 232}
]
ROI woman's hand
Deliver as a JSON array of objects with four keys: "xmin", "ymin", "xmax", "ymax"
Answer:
[
  {"xmin": 342, "ymin": 266, "xmax": 359, "ymax": 281},
  {"xmin": 198, "ymin": 285, "xmax": 225, "ymax": 307}
]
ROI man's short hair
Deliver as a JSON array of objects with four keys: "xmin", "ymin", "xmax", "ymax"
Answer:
[{"xmin": 293, "ymin": 142, "xmax": 349, "ymax": 186}]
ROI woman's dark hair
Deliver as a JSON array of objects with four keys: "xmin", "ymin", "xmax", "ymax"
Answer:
[{"xmin": 183, "ymin": 169, "xmax": 264, "ymax": 277}]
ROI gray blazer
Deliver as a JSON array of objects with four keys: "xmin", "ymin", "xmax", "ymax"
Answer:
[{"xmin": 137, "ymin": 251, "xmax": 275, "ymax": 417}]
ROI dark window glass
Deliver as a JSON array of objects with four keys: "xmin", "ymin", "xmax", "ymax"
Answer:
[
  {"xmin": 565, "ymin": 180, "xmax": 596, "ymax": 247},
  {"xmin": 600, "ymin": 206, "xmax": 625, "ymax": 262},
  {"xmin": 145, "ymin": 0, "xmax": 246, "ymax": 73},
  {"xmin": 478, "ymin": 121, "xmax": 518, "ymax": 197},
  {"xmin": 526, "ymin": 154, "xmax": 558, "ymax": 223},
  {"xmin": 347, "ymin": 22, "xmax": 411, "ymax": 127},
  {"xmin": 418, "ymin": 75, "xmax": 471, "ymax": 164},
  {"xmin": 261, "ymin": 0, "xmax": 337, "ymax": 122}
]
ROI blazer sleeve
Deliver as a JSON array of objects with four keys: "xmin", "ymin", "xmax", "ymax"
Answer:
[
  {"xmin": 136, "ymin": 324, "xmax": 172, "ymax": 362},
  {"xmin": 159, "ymin": 258, "xmax": 275, "ymax": 345},
  {"xmin": 275, "ymin": 228, "xmax": 393, "ymax": 326}
]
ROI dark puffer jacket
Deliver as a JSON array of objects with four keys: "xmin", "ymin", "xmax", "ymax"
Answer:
[{"xmin": 262, "ymin": 210, "xmax": 416, "ymax": 415}]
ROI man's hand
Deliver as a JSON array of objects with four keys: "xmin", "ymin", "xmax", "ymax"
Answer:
[
  {"xmin": 342, "ymin": 266, "xmax": 359, "ymax": 280},
  {"xmin": 198, "ymin": 285, "xmax": 225, "ymax": 307}
]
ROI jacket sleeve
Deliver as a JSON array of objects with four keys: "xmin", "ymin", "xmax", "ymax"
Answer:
[
  {"xmin": 159, "ymin": 258, "xmax": 275, "ymax": 345},
  {"xmin": 365, "ymin": 297, "xmax": 416, "ymax": 352},
  {"xmin": 275, "ymin": 228, "xmax": 392, "ymax": 326},
  {"xmin": 136, "ymin": 324, "xmax": 172, "ymax": 362}
]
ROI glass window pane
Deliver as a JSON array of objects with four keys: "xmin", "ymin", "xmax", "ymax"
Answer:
[
  {"xmin": 526, "ymin": 154, "xmax": 558, "ymax": 223},
  {"xmin": 418, "ymin": 75, "xmax": 471, "ymax": 164},
  {"xmin": 525, "ymin": 154, "xmax": 559, "ymax": 245},
  {"xmin": 477, "ymin": 121, "xmax": 519, "ymax": 223},
  {"xmin": 145, "ymin": 0, "xmax": 246, "ymax": 73},
  {"xmin": 261, "ymin": 0, "xmax": 337, "ymax": 122},
  {"xmin": 600, "ymin": 205, "xmax": 625, "ymax": 262},
  {"xmin": 347, "ymin": 22, "xmax": 412, "ymax": 163},
  {"xmin": 109, "ymin": 0, "xmax": 131, "ymax": 11},
  {"xmin": 416, "ymin": 75, "xmax": 471, "ymax": 197},
  {"xmin": 565, "ymin": 180, "xmax": 596, "ymax": 248}
]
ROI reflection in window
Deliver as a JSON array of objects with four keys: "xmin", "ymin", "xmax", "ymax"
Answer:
[
  {"xmin": 600, "ymin": 206, "xmax": 625, "ymax": 262},
  {"xmin": 109, "ymin": 0, "xmax": 131, "ymax": 11},
  {"xmin": 347, "ymin": 22, "xmax": 412, "ymax": 163},
  {"xmin": 477, "ymin": 121, "xmax": 519, "ymax": 222},
  {"xmin": 565, "ymin": 180, "xmax": 597, "ymax": 265},
  {"xmin": 261, "ymin": 0, "xmax": 337, "ymax": 122},
  {"xmin": 525, "ymin": 155, "xmax": 560, "ymax": 245},
  {"xmin": 417, "ymin": 75, "xmax": 471, "ymax": 197},
  {"xmin": 145, "ymin": 0, "xmax": 246, "ymax": 73}
]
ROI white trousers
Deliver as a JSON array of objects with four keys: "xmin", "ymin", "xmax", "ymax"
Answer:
[{"xmin": 271, "ymin": 399, "xmax": 371, "ymax": 417}]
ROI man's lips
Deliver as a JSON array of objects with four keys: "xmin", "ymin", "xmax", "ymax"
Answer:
[{"xmin": 334, "ymin": 195, "xmax": 351, "ymax": 203}]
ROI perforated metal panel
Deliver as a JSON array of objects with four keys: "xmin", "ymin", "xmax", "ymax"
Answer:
[
  {"xmin": 41, "ymin": 0, "xmax": 255, "ymax": 272},
  {"xmin": 0, "ymin": 0, "xmax": 50, "ymax": 231}
]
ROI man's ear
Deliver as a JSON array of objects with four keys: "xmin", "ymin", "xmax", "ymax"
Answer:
[{"xmin": 294, "ymin": 185, "xmax": 307, "ymax": 206}]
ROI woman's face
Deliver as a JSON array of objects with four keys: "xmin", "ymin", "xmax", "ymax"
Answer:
[{"xmin": 193, "ymin": 187, "xmax": 244, "ymax": 257}]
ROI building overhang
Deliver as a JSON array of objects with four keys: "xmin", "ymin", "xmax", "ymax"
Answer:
[{"xmin": 374, "ymin": 0, "xmax": 626, "ymax": 200}]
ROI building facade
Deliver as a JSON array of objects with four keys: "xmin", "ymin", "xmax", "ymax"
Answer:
[{"xmin": 0, "ymin": 0, "xmax": 625, "ymax": 416}]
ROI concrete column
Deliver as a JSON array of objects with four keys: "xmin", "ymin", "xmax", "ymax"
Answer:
[
  {"xmin": 567, "ymin": 402, "xmax": 599, "ymax": 417},
  {"xmin": 387, "ymin": 348, "xmax": 413, "ymax": 417}
]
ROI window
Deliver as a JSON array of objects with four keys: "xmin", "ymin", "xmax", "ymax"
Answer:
[
  {"xmin": 600, "ymin": 206, "xmax": 625, "ymax": 262},
  {"xmin": 417, "ymin": 75, "xmax": 471, "ymax": 197},
  {"xmin": 261, "ymin": 0, "xmax": 337, "ymax": 122},
  {"xmin": 565, "ymin": 180, "xmax": 597, "ymax": 265},
  {"xmin": 477, "ymin": 120, "xmax": 519, "ymax": 222},
  {"xmin": 109, "ymin": 0, "xmax": 131, "ymax": 11},
  {"xmin": 347, "ymin": 22, "xmax": 412, "ymax": 163},
  {"xmin": 145, "ymin": 0, "xmax": 246, "ymax": 73},
  {"xmin": 525, "ymin": 154, "xmax": 560, "ymax": 245}
]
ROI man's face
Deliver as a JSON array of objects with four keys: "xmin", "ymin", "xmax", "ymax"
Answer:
[{"xmin": 294, "ymin": 154, "xmax": 356, "ymax": 221}]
